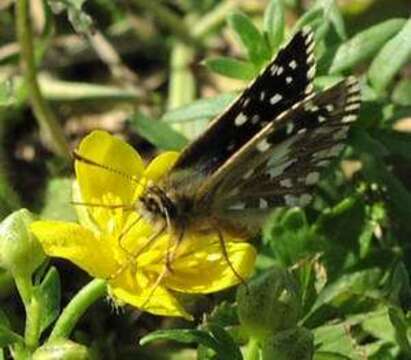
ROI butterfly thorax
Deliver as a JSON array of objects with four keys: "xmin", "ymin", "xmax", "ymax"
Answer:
[{"xmin": 137, "ymin": 184, "xmax": 199, "ymax": 231}]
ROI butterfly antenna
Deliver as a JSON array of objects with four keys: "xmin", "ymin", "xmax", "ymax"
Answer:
[
  {"xmin": 73, "ymin": 150, "xmax": 144, "ymax": 192},
  {"xmin": 215, "ymin": 226, "xmax": 249, "ymax": 292},
  {"xmin": 70, "ymin": 201, "xmax": 134, "ymax": 210}
]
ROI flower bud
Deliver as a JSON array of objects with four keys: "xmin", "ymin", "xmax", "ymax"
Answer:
[
  {"xmin": 0, "ymin": 209, "xmax": 45, "ymax": 277},
  {"xmin": 261, "ymin": 327, "xmax": 314, "ymax": 360},
  {"xmin": 236, "ymin": 266, "xmax": 300, "ymax": 340},
  {"xmin": 32, "ymin": 339, "xmax": 89, "ymax": 360}
]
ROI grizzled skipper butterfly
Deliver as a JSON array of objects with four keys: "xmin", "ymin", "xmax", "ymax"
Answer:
[{"xmin": 74, "ymin": 27, "xmax": 361, "ymax": 283}]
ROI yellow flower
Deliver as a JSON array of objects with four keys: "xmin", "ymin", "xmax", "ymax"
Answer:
[{"xmin": 31, "ymin": 130, "xmax": 256, "ymax": 319}]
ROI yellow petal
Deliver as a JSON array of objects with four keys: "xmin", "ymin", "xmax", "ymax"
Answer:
[
  {"xmin": 143, "ymin": 151, "xmax": 179, "ymax": 183},
  {"xmin": 30, "ymin": 221, "xmax": 118, "ymax": 279},
  {"xmin": 109, "ymin": 271, "xmax": 192, "ymax": 319},
  {"xmin": 75, "ymin": 130, "xmax": 144, "ymax": 206},
  {"xmin": 165, "ymin": 235, "xmax": 256, "ymax": 294}
]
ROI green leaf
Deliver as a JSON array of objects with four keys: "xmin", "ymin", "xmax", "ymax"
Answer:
[
  {"xmin": 34, "ymin": 267, "xmax": 61, "ymax": 334},
  {"xmin": 140, "ymin": 328, "xmax": 240, "ymax": 360},
  {"xmin": 384, "ymin": 262, "xmax": 411, "ymax": 306},
  {"xmin": 0, "ymin": 309, "xmax": 24, "ymax": 347},
  {"xmin": 129, "ymin": 112, "xmax": 188, "ymax": 151},
  {"xmin": 329, "ymin": 18, "xmax": 407, "ymax": 74},
  {"xmin": 161, "ymin": 93, "xmax": 237, "ymax": 123},
  {"xmin": 263, "ymin": 0, "xmax": 285, "ymax": 51},
  {"xmin": 263, "ymin": 208, "xmax": 314, "ymax": 267},
  {"xmin": 228, "ymin": 12, "xmax": 270, "ymax": 66},
  {"xmin": 315, "ymin": 0, "xmax": 346, "ymax": 40},
  {"xmin": 314, "ymin": 352, "xmax": 351, "ymax": 360},
  {"xmin": 206, "ymin": 324, "xmax": 242, "ymax": 360},
  {"xmin": 47, "ymin": 0, "xmax": 94, "ymax": 35},
  {"xmin": 306, "ymin": 268, "xmax": 383, "ymax": 320},
  {"xmin": 204, "ymin": 57, "xmax": 256, "ymax": 80},
  {"xmin": 373, "ymin": 129, "xmax": 411, "ymax": 161},
  {"xmin": 368, "ymin": 18, "xmax": 411, "ymax": 93},
  {"xmin": 0, "ymin": 81, "xmax": 16, "ymax": 108},
  {"xmin": 388, "ymin": 307, "xmax": 411, "ymax": 356},
  {"xmin": 361, "ymin": 308, "xmax": 395, "ymax": 343},
  {"xmin": 293, "ymin": 7, "xmax": 324, "ymax": 31},
  {"xmin": 392, "ymin": 79, "xmax": 411, "ymax": 106},
  {"xmin": 351, "ymin": 128, "xmax": 411, "ymax": 235},
  {"xmin": 313, "ymin": 323, "xmax": 361, "ymax": 358}
]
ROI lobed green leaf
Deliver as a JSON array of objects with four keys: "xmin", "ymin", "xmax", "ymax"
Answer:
[
  {"xmin": 204, "ymin": 57, "xmax": 256, "ymax": 80},
  {"xmin": 35, "ymin": 267, "xmax": 61, "ymax": 335},
  {"xmin": 161, "ymin": 93, "xmax": 237, "ymax": 123},
  {"xmin": 368, "ymin": 18, "xmax": 411, "ymax": 93},
  {"xmin": 129, "ymin": 112, "xmax": 188, "ymax": 151},
  {"xmin": 263, "ymin": 0, "xmax": 285, "ymax": 52},
  {"xmin": 228, "ymin": 12, "xmax": 270, "ymax": 66},
  {"xmin": 329, "ymin": 18, "xmax": 407, "ymax": 74},
  {"xmin": 392, "ymin": 79, "xmax": 411, "ymax": 106}
]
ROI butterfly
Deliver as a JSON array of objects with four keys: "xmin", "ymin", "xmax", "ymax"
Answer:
[{"xmin": 75, "ymin": 27, "xmax": 361, "ymax": 281}]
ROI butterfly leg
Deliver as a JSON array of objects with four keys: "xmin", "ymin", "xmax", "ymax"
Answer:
[
  {"xmin": 214, "ymin": 226, "xmax": 249, "ymax": 290},
  {"xmin": 165, "ymin": 227, "xmax": 185, "ymax": 274},
  {"xmin": 108, "ymin": 222, "xmax": 166, "ymax": 280}
]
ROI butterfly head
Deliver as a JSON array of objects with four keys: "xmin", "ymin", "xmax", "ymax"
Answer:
[{"xmin": 137, "ymin": 184, "xmax": 194, "ymax": 230}]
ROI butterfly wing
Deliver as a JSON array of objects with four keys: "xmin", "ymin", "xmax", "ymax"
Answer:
[
  {"xmin": 171, "ymin": 28, "xmax": 316, "ymax": 175},
  {"xmin": 213, "ymin": 77, "xmax": 361, "ymax": 224}
]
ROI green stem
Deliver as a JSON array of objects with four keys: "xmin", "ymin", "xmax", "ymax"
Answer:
[
  {"xmin": 49, "ymin": 279, "xmax": 107, "ymax": 341},
  {"xmin": 15, "ymin": 274, "xmax": 40, "ymax": 349},
  {"xmin": 245, "ymin": 337, "xmax": 260, "ymax": 360},
  {"xmin": 192, "ymin": 0, "xmax": 236, "ymax": 39},
  {"xmin": 15, "ymin": 0, "xmax": 70, "ymax": 161},
  {"xmin": 131, "ymin": 0, "xmax": 202, "ymax": 48}
]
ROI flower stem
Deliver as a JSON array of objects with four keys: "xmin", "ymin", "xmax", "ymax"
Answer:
[
  {"xmin": 131, "ymin": 0, "xmax": 202, "ymax": 48},
  {"xmin": 15, "ymin": 274, "xmax": 40, "ymax": 350},
  {"xmin": 15, "ymin": 0, "xmax": 70, "ymax": 161},
  {"xmin": 192, "ymin": 0, "xmax": 236, "ymax": 38},
  {"xmin": 49, "ymin": 279, "xmax": 107, "ymax": 341},
  {"xmin": 245, "ymin": 337, "xmax": 260, "ymax": 360}
]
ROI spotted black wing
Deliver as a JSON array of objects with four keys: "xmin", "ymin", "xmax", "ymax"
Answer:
[
  {"xmin": 213, "ymin": 77, "xmax": 360, "ymax": 222},
  {"xmin": 171, "ymin": 28, "xmax": 316, "ymax": 175}
]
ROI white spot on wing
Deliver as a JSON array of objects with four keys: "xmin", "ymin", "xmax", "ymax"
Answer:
[
  {"xmin": 260, "ymin": 91, "xmax": 266, "ymax": 101},
  {"xmin": 280, "ymin": 178, "xmax": 293, "ymax": 188},
  {"xmin": 285, "ymin": 194, "xmax": 299, "ymax": 206},
  {"xmin": 235, "ymin": 112, "xmax": 248, "ymax": 126},
  {"xmin": 286, "ymin": 76, "xmax": 293, "ymax": 84},
  {"xmin": 342, "ymin": 114, "xmax": 357, "ymax": 123},
  {"xmin": 259, "ymin": 198, "xmax": 268, "ymax": 209},
  {"xmin": 229, "ymin": 202, "xmax": 246, "ymax": 210},
  {"xmin": 305, "ymin": 172, "xmax": 320, "ymax": 185},
  {"xmin": 346, "ymin": 103, "xmax": 360, "ymax": 111},
  {"xmin": 270, "ymin": 94, "xmax": 283, "ymax": 105},
  {"xmin": 251, "ymin": 114, "xmax": 260, "ymax": 124},
  {"xmin": 257, "ymin": 139, "xmax": 270, "ymax": 152},
  {"xmin": 299, "ymin": 193, "xmax": 312, "ymax": 206},
  {"xmin": 268, "ymin": 159, "xmax": 296, "ymax": 178},
  {"xmin": 289, "ymin": 60, "xmax": 297, "ymax": 69}
]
